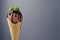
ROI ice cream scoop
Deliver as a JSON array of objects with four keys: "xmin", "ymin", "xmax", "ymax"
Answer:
[{"xmin": 7, "ymin": 6, "xmax": 23, "ymax": 40}]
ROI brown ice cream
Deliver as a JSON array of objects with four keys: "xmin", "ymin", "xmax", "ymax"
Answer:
[{"xmin": 7, "ymin": 11, "xmax": 22, "ymax": 24}]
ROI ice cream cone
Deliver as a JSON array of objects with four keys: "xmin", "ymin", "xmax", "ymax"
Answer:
[{"xmin": 7, "ymin": 18, "xmax": 22, "ymax": 40}]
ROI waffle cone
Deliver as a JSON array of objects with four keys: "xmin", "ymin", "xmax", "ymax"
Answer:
[{"xmin": 7, "ymin": 18, "xmax": 22, "ymax": 40}]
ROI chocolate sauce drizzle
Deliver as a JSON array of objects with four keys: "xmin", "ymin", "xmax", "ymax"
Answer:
[{"xmin": 7, "ymin": 11, "xmax": 23, "ymax": 24}]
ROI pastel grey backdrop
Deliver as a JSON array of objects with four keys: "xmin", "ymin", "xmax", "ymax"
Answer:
[{"xmin": 0, "ymin": 0, "xmax": 60, "ymax": 40}]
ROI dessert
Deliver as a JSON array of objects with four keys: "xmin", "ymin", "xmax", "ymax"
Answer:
[{"xmin": 7, "ymin": 6, "xmax": 23, "ymax": 40}]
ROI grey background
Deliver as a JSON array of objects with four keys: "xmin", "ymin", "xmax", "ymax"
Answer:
[{"xmin": 0, "ymin": 0, "xmax": 60, "ymax": 40}]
